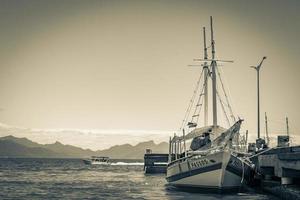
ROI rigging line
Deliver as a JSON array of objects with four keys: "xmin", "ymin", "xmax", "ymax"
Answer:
[
  {"xmin": 194, "ymin": 69, "xmax": 210, "ymax": 125},
  {"xmin": 216, "ymin": 89, "xmax": 231, "ymax": 127},
  {"xmin": 192, "ymin": 67, "xmax": 210, "ymax": 125},
  {"xmin": 216, "ymin": 66, "xmax": 236, "ymax": 123},
  {"xmin": 179, "ymin": 68, "xmax": 204, "ymax": 130},
  {"xmin": 192, "ymin": 70, "xmax": 207, "ymax": 119},
  {"xmin": 183, "ymin": 69, "xmax": 204, "ymax": 128},
  {"xmin": 216, "ymin": 66, "xmax": 235, "ymax": 123},
  {"xmin": 194, "ymin": 99, "xmax": 204, "ymax": 125},
  {"xmin": 193, "ymin": 93, "xmax": 204, "ymax": 124},
  {"xmin": 216, "ymin": 91, "xmax": 230, "ymax": 127},
  {"xmin": 217, "ymin": 68, "xmax": 236, "ymax": 123}
]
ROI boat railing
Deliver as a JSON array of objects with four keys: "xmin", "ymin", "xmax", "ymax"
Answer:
[{"xmin": 168, "ymin": 155, "xmax": 192, "ymax": 167}]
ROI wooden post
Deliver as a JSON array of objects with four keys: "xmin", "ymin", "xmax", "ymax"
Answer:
[
  {"xmin": 168, "ymin": 137, "xmax": 172, "ymax": 163},
  {"xmin": 183, "ymin": 129, "xmax": 187, "ymax": 157},
  {"xmin": 174, "ymin": 134, "xmax": 177, "ymax": 160}
]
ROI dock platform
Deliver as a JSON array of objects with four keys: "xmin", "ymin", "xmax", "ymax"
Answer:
[
  {"xmin": 254, "ymin": 145, "xmax": 300, "ymax": 199},
  {"xmin": 144, "ymin": 150, "xmax": 168, "ymax": 174},
  {"xmin": 257, "ymin": 145, "xmax": 300, "ymax": 183}
]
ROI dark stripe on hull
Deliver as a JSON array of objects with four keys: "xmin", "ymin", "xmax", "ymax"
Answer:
[
  {"xmin": 166, "ymin": 162, "xmax": 222, "ymax": 182},
  {"xmin": 226, "ymin": 163, "xmax": 243, "ymax": 177},
  {"xmin": 225, "ymin": 156, "xmax": 252, "ymax": 183},
  {"xmin": 167, "ymin": 183, "xmax": 242, "ymax": 194},
  {"xmin": 145, "ymin": 166, "xmax": 166, "ymax": 174}
]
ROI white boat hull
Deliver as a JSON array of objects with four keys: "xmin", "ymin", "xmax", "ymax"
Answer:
[
  {"xmin": 83, "ymin": 159, "xmax": 110, "ymax": 165},
  {"xmin": 90, "ymin": 162, "xmax": 110, "ymax": 165},
  {"xmin": 166, "ymin": 150, "xmax": 249, "ymax": 190}
]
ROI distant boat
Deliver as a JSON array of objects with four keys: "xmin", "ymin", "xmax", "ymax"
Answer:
[
  {"xmin": 166, "ymin": 17, "xmax": 254, "ymax": 191},
  {"xmin": 83, "ymin": 156, "xmax": 110, "ymax": 165}
]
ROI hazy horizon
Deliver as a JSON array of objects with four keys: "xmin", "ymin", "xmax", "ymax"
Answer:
[
  {"xmin": 0, "ymin": 121, "xmax": 171, "ymax": 150},
  {"xmin": 0, "ymin": 0, "xmax": 299, "ymax": 149}
]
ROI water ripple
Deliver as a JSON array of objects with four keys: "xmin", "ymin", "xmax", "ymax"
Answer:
[{"xmin": 0, "ymin": 158, "xmax": 276, "ymax": 200}]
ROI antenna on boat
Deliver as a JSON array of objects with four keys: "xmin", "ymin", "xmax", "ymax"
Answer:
[
  {"xmin": 210, "ymin": 16, "xmax": 218, "ymax": 128},
  {"xmin": 250, "ymin": 56, "xmax": 267, "ymax": 139}
]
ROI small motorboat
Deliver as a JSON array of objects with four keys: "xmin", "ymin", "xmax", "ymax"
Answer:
[{"xmin": 83, "ymin": 156, "xmax": 110, "ymax": 165}]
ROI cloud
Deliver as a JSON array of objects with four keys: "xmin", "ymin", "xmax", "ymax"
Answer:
[{"xmin": 0, "ymin": 122, "xmax": 171, "ymax": 150}]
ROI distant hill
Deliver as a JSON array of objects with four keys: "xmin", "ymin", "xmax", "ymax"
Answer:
[
  {"xmin": 0, "ymin": 140, "xmax": 57, "ymax": 158},
  {"xmin": 44, "ymin": 141, "xmax": 95, "ymax": 157},
  {"xmin": 0, "ymin": 135, "xmax": 95, "ymax": 158},
  {"xmin": 0, "ymin": 135, "xmax": 168, "ymax": 159},
  {"xmin": 96, "ymin": 140, "xmax": 168, "ymax": 159},
  {"xmin": 0, "ymin": 135, "xmax": 42, "ymax": 148}
]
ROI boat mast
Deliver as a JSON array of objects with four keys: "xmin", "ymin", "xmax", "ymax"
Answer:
[
  {"xmin": 210, "ymin": 16, "xmax": 218, "ymax": 128},
  {"xmin": 203, "ymin": 27, "xmax": 209, "ymax": 126}
]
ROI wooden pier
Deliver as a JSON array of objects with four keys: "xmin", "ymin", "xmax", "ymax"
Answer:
[
  {"xmin": 257, "ymin": 146, "xmax": 300, "ymax": 184},
  {"xmin": 252, "ymin": 139, "xmax": 300, "ymax": 199},
  {"xmin": 143, "ymin": 149, "xmax": 168, "ymax": 174}
]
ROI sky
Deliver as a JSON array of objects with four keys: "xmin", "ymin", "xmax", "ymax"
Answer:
[{"xmin": 0, "ymin": 0, "xmax": 299, "ymax": 150}]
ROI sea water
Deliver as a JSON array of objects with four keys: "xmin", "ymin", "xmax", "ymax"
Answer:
[{"xmin": 0, "ymin": 158, "xmax": 276, "ymax": 199}]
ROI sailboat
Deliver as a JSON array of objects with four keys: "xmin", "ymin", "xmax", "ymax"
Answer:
[{"xmin": 166, "ymin": 17, "xmax": 253, "ymax": 191}]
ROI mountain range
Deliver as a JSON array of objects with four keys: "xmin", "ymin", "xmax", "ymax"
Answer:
[{"xmin": 0, "ymin": 135, "xmax": 168, "ymax": 159}]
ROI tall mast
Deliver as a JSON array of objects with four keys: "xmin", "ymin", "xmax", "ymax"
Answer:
[
  {"xmin": 203, "ymin": 27, "xmax": 208, "ymax": 126},
  {"xmin": 210, "ymin": 16, "xmax": 218, "ymax": 127}
]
